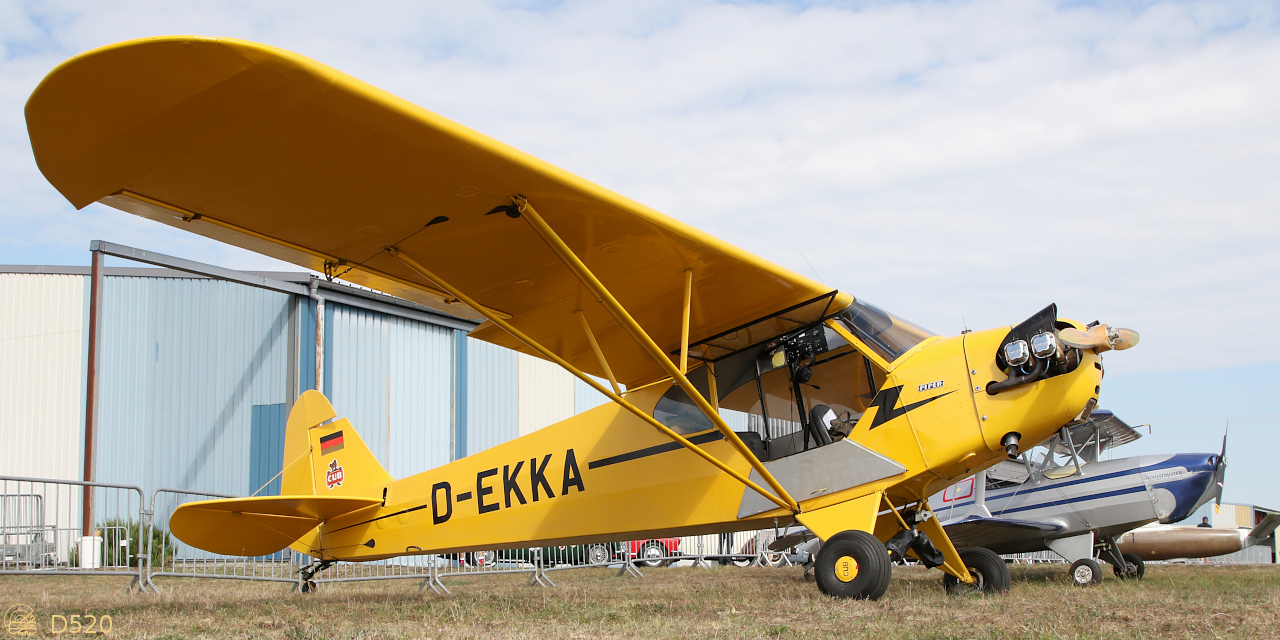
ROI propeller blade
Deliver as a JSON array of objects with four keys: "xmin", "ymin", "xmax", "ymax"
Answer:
[
  {"xmin": 1058, "ymin": 325, "xmax": 1140, "ymax": 352},
  {"xmin": 1214, "ymin": 421, "xmax": 1229, "ymax": 508},
  {"xmin": 1110, "ymin": 327, "xmax": 1140, "ymax": 351},
  {"xmin": 1059, "ymin": 326, "xmax": 1108, "ymax": 350}
]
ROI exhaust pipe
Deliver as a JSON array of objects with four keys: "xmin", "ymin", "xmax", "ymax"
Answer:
[{"xmin": 1001, "ymin": 432, "xmax": 1022, "ymax": 458}]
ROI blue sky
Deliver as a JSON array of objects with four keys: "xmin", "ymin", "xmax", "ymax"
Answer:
[{"xmin": 2, "ymin": 0, "xmax": 1277, "ymax": 508}]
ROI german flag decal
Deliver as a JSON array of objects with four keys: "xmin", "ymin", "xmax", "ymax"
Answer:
[{"xmin": 320, "ymin": 430, "xmax": 345, "ymax": 455}]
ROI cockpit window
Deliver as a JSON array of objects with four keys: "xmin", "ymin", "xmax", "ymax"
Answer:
[
  {"xmin": 835, "ymin": 299, "xmax": 935, "ymax": 363},
  {"xmin": 653, "ymin": 384, "xmax": 715, "ymax": 435}
]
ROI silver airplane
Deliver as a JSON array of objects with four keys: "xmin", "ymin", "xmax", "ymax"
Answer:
[{"xmin": 929, "ymin": 410, "xmax": 1226, "ymax": 587}]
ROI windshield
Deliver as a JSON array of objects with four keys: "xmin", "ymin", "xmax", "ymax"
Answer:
[{"xmin": 835, "ymin": 299, "xmax": 935, "ymax": 363}]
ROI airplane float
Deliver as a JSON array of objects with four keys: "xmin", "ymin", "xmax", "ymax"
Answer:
[
  {"xmin": 930, "ymin": 411, "xmax": 1228, "ymax": 587},
  {"xmin": 1116, "ymin": 515, "xmax": 1279, "ymax": 562},
  {"xmin": 27, "ymin": 36, "xmax": 1139, "ymax": 599}
]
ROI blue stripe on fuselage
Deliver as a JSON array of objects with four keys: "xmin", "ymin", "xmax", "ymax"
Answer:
[
  {"xmin": 940, "ymin": 464, "xmax": 1148, "ymax": 514},
  {"xmin": 985, "ymin": 485, "xmax": 1149, "ymax": 517}
]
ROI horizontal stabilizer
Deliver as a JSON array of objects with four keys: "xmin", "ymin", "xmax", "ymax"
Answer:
[
  {"xmin": 1247, "ymin": 513, "xmax": 1280, "ymax": 546},
  {"xmin": 170, "ymin": 495, "xmax": 381, "ymax": 557}
]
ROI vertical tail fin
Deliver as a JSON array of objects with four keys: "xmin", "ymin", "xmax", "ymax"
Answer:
[
  {"xmin": 280, "ymin": 391, "xmax": 391, "ymax": 557},
  {"xmin": 281, "ymin": 390, "xmax": 392, "ymax": 499}
]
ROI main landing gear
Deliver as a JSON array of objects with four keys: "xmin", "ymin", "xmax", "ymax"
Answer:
[
  {"xmin": 1097, "ymin": 536, "xmax": 1145, "ymax": 582},
  {"xmin": 813, "ymin": 531, "xmax": 892, "ymax": 600},
  {"xmin": 942, "ymin": 548, "xmax": 1010, "ymax": 595},
  {"xmin": 1068, "ymin": 558, "xmax": 1103, "ymax": 587},
  {"xmin": 812, "ymin": 530, "xmax": 1012, "ymax": 599},
  {"xmin": 1111, "ymin": 553, "xmax": 1145, "ymax": 580},
  {"xmin": 1067, "ymin": 551, "xmax": 1144, "ymax": 587}
]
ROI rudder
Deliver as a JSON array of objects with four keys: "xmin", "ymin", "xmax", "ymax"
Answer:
[
  {"xmin": 281, "ymin": 390, "xmax": 392, "ymax": 498},
  {"xmin": 279, "ymin": 391, "xmax": 391, "ymax": 555}
]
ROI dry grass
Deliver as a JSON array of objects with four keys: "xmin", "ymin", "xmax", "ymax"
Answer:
[{"xmin": 2, "ymin": 563, "xmax": 1277, "ymax": 639}]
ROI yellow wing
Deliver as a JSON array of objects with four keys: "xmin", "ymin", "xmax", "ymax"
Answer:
[{"xmin": 28, "ymin": 36, "xmax": 850, "ymax": 387}]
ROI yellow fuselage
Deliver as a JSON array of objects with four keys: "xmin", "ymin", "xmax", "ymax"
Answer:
[{"xmin": 307, "ymin": 324, "xmax": 1101, "ymax": 561}]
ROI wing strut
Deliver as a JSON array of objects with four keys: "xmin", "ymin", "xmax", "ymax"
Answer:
[
  {"xmin": 386, "ymin": 248, "xmax": 796, "ymax": 513},
  {"xmin": 576, "ymin": 311, "xmax": 622, "ymax": 396},
  {"xmin": 509, "ymin": 195, "xmax": 799, "ymax": 513}
]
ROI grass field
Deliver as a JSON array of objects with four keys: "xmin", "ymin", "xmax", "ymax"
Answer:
[{"xmin": 2, "ymin": 563, "xmax": 1277, "ymax": 639}]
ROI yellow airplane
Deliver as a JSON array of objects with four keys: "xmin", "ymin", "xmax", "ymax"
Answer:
[{"xmin": 26, "ymin": 36, "xmax": 1139, "ymax": 599}]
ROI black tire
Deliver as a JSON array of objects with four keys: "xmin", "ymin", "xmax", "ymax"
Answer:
[
  {"xmin": 942, "ymin": 548, "xmax": 1010, "ymax": 595},
  {"xmin": 813, "ymin": 530, "xmax": 892, "ymax": 600},
  {"xmin": 1112, "ymin": 552, "xmax": 1145, "ymax": 580},
  {"xmin": 635, "ymin": 542, "xmax": 668, "ymax": 568},
  {"xmin": 300, "ymin": 579, "xmax": 317, "ymax": 594},
  {"xmin": 1069, "ymin": 558, "xmax": 1103, "ymax": 587}
]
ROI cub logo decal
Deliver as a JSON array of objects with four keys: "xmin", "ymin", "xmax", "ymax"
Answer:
[{"xmin": 326, "ymin": 459, "xmax": 345, "ymax": 489}]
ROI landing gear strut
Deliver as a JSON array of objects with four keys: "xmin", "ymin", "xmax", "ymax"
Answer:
[
  {"xmin": 1111, "ymin": 553, "xmax": 1145, "ymax": 580},
  {"xmin": 1098, "ymin": 536, "xmax": 1145, "ymax": 580}
]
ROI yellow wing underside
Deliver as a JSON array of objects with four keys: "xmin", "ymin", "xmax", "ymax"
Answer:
[{"xmin": 28, "ymin": 35, "xmax": 850, "ymax": 388}]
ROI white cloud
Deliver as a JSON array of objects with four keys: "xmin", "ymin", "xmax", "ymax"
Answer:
[{"xmin": 2, "ymin": 0, "xmax": 1278, "ymax": 375}]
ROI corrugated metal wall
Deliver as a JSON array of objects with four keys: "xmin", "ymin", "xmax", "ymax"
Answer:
[
  {"xmin": 517, "ymin": 354, "xmax": 575, "ymax": 436},
  {"xmin": 0, "ymin": 274, "xmax": 85, "ymax": 480},
  {"xmin": 464, "ymin": 337, "xmax": 518, "ymax": 456},
  {"xmin": 327, "ymin": 304, "xmax": 392, "ymax": 463},
  {"xmin": 325, "ymin": 303, "xmax": 455, "ymax": 478},
  {"xmin": 387, "ymin": 317, "xmax": 454, "ymax": 476},
  {"xmin": 2, "ymin": 268, "xmax": 579, "ymax": 494},
  {"xmin": 574, "ymin": 376, "xmax": 611, "ymax": 415},
  {"xmin": 1187, "ymin": 502, "xmax": 1258, "ymax": 529},
  {"xmin": 92, "ymin": 275, "xmax": 293, "ymax": 497}
]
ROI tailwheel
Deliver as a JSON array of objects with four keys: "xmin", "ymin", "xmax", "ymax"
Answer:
[
  {"xmin": 1111, "ymin": 553, "xmax": 1145, "ymax": 580},
  {"xmin": 813, "ymin": 530, "xmax": 891, "ymax": 600},
  {"xmin": 942, "ymin": 548, "xmax": 1010, "ymax": 595},
  {"xmin": 1069, "ymin": 558, "xmax": 1103, "ymax": 587},
  {"xmin": 297, "ymin": 559, "xmax": 333, "ymax": 595}
]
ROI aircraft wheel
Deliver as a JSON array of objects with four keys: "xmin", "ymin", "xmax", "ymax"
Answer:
[
  {"xmin": 942, "ymin": 548, "xmax": 1010, "ymax": 595},
  {"xmin": 299, "ymin": 579, "xmax": 318, "ymax": 594},
  {"xmin": 1112, "ymin": 553, "xmax": 1145, "ymax": 580},
  {"xmin": 813, "ymin": 530, "xmax": 891, "ymax": 600},
  {"xmin": 1069, "ymin": 558, "xmax": 1103, "ymax": 587}
]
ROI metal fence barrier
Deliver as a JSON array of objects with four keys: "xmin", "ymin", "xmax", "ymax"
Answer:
[
  {"xmin": 1, "ymin": 476, "xmax": 816, "ymax": 594},
  {"xmin": 1003, "ymin": 551, "xmax": 1066, "ymax": 564},
  {"xmin": 142, "ymin": 488, "xmax": 311, "ymax": 593},
  {"xmin": 24, "ymin": 474, "xmax": 1270, "ymax": 595},
  {"xmin": 0, "ymin": 476, "xmax": 147, "ymax": 590}
]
